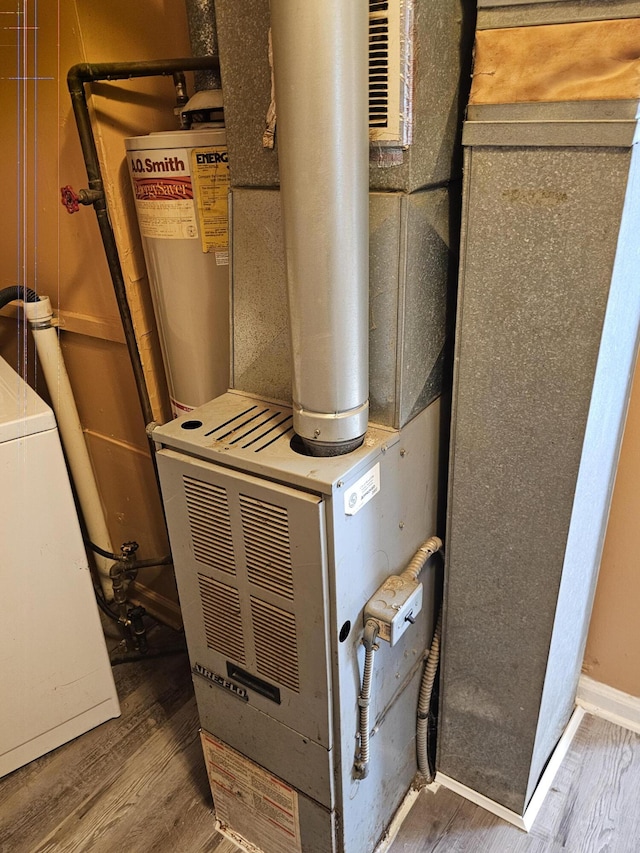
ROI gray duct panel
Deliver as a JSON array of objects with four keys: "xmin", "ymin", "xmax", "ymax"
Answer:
[
  {"xmin": 368, "ymin": 0, "xmax": 471, "ymax": 192},
  {"xmin": 477, "ymin": 0, "xmax": 640, "ymax": 28},
  {"xmin": 214, "ymin": 0, "xmax": 274, "ymax": 187},
  {"xmin": 186, "ymin": 0, "xmax": 221, "ymax": 90},
  {"xmin": 439, "ymin": 137, "xmax": 640, "ymax": 814},
  {"xmin": 229, "ymin": 189, "xmax": 290, "ymax": 404},
  {"xmin": 526, "ymin": 143, "xmax": 640, "ymax": 803},
  {"xmin": 215, "ymin": 0, "xmax": 470, "ymax": 193},
  {"xmin": 229, "ymin": 187, "xmax": 451, "ymax": 429}
]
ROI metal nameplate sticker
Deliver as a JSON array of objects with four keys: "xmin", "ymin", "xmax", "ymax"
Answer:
[{"xmin": 193, "ymin": 662, "xmax": 249, "ymax": 702}]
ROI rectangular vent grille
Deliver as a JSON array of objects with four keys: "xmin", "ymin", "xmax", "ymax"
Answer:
[
  {"xmin": 369, "ymin": 6, "xmax": 389, "ymax": 128},
  {"xmin": 198, "ymin": 574, "xmax": 246, "ymax": 664},
  {"xmin": 184, "ymin": 476, "xmax": 235, "ymax": 574},
  {"xmin": 368, "ymin": 0, "xmax": 412, "ymax": 146},
  {"xmin": 204, "ymin": 404, "xmax": 294, "ymax": 453},
  {"xmin": 240, "ymin": 495, "xmax": 294, "ymax": 600},
  {"xmin": 251, "ymin": 598, "xmax": 300, "ymax": 693}
]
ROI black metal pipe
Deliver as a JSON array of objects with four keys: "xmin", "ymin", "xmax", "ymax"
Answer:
[
  {"xmin": 67, "ymin": 57, "xmax": 219, "ymax": 88},
  {"xmin": 85, "ymin": 538, "xmax": 172, "ymax": 569},
  {"xmin": 66, "ymin": 56, "xmax": 221, "ymax": 429}
]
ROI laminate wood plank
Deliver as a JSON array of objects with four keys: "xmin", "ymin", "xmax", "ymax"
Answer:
[
  {"xmin": 31, "ymin": 698, "xmax": 223, "ymax": 853},
  {"xmin": 0, "ymin": 651, "xmax": 195, "ymax": 853},
  {"xmin": 3, "ymin": 636, "xmax": 640, "ymax": 853},
  {"xmin": 553, "ymin": 715, "xmax": 640, "ymax": 853},
  {"xmin": 390, "ymin": 714, "xmax": 640, "ymax": 853}
]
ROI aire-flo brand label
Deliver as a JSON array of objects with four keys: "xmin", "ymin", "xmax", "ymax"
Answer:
[
  {"xmin": 201, "ymin": 731, "xmax": 302, "ymax": 853},
  {"xmin": 344, "ymin": 463, "xmax": 380, "ymax": 516},
  {"xmin": 192, "ymin": 663, "xmax": 248, "ymax": 702},
  {"xmin": 128, "ymin": 147, "xmax": 198, "ymax": 239}
]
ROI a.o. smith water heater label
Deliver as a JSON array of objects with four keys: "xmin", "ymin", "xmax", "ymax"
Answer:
[
  {"xmin": 191, "ymin": 146, "xmax": 229, "ymax": 262},
  {"xmin": 128, "ymin": 147, "xmax": 198, "ymax": 239},
  {"xmin": 201, "ymin": 731, "xmax": 302, "ymax": 853},
  {"xmin": 344, "ymin": 463, "xmax": 380, "ymax": 516}
]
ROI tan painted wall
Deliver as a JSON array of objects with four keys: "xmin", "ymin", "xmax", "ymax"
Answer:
[
  {"xmin": 583, "ymin": 353, "xmax": 640, "ymax": 698},
  {"xmin": 1, "ymin": 0, "xmax": 195, "ymax": 625}
]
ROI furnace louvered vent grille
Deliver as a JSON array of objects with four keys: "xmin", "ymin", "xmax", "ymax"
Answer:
[
  {"xmin": 369, "ymin": 5, "xmax": 389, "ymax": 128},
  {"xmin": 368, "ymin": 0, "xmax": 412, "ymax": 146},
  {"xmin": 184, "ymin": 476, "xmax": 235, "ymax": 574},
  {"xmin": 251, "ymin": 598, "xmax": 300, "ymax": 693},
  {"xmin": 198, "ymin": 574, "xmax": 246, "ymax": 664},
  {"xmin": 203, "ymin": 404, "xmax": 294, "ymax": 452},
  {"xmin": 240, "ymin": 495, "xmax": 294, "ymax": 600}
]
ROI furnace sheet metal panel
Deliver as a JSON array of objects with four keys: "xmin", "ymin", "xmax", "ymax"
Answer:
[{"xmin": 154, "ymin": 391, "xmax": 441, "ymax": 852}]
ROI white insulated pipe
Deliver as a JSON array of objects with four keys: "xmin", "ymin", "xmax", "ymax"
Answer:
[
  {"xmin": 24, "ymin": 297, "xmax": 115, "ymax": 599},
  {"xmin": 270, "ymin": 0, "xmax": 369, "ymax": 456}
]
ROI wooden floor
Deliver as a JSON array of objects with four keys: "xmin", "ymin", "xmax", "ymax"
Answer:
[
  {"xmin": 391, "ymin": 713, "xmax": 640, "ymax": 852},
  {"xmin": 1, "ymin": 640, "xmax": 639, "ymax": 853}
]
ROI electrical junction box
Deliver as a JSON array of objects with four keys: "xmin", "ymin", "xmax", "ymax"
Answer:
[
  {"xmin": 153, "ymin": 390, "xmax": 440, "ymax": 853},
  {"xmin": 365, "ymin": 575, "xmax": 423, "ymax": 646}
]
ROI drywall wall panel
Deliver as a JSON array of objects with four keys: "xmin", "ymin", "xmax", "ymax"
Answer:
[
  {"xmin": 1, "ymin": 0, "xmax": 196, "ymax": 620},
  {"xmin": 583, "ymin": 348, "xmax": 640, "ymax": 698}
]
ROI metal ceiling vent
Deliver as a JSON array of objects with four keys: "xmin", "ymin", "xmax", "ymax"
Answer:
[{"xmin": 369, "ymin": 0, "xmax": 413, "ymax": 148}]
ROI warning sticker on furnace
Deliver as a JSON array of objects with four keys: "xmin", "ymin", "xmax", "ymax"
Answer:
[
  {"xmin": 191, "ymin": 146, "xmax": 230, "ymax": 258},
  {"xmin": 201, "ymin": 731, "xmax": 302, "ymax": 853},
  {"xmin": 128, "ymin": 147, "xmax": 198, "ymax": 240},
  {"xmin": 344, "ymin": 462, "xmax": 380, "ymax": 516}
]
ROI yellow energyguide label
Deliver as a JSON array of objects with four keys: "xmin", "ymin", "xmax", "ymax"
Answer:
[{"xmin": 191, "ymin": 146, "xmax": 230, "ymax": 260}]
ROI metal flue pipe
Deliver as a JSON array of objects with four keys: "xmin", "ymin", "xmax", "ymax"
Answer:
[{"xmin": 270, "ymin": 0, "xmax": 369, "ymax": 456}]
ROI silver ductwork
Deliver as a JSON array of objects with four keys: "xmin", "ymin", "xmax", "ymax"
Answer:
[{"xmin": 270, "ymin": 0, "xmax": 370, "ymax": 456}]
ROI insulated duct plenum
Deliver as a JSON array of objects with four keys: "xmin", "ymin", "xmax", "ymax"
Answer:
[
  {"xmin": 186, "ymin": 0, "xmax": 221, "ymax": 91},
  {"xmin": 270, "ymin": 0, "xmax": 369, "ymax": 456}
]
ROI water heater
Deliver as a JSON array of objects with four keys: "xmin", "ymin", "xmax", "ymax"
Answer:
[{"xmin": 125, "ymin": 126, "xmax": 230, "ymax": 416}]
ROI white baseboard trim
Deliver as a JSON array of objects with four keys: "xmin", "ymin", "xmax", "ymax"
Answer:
[
  {"xmin": 576, "ymin": 674, "xmax": 640, "ymax": 735},
  {"xmin": 375, "ymin": 787, "xmax": 420, "ymax": 853},
  {"xmin": 436, "ymin": 705, "xmax": 585, "ymax": 833}
]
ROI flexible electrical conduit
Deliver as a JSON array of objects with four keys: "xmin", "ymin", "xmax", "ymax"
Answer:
[
  {"xmin": 354, "ymin": 619, "xmax": 379, "ymax": 779},
  {"xmin": 417, "ymin": 609, "xmax": 442, "ymax": 781},
  {"xmin": 401, "ymin": 536, "xmax": 443, "ymax": 583},
  {"xmin": 403, "ymin": 536, "xmax": 443, "ymax": 780},
  {"xmin": 354, "ymin": 536, "xmax": 443, "ymax": 780}
]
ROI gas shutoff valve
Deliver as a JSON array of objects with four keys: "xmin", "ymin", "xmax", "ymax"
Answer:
[{"xmin": 364, "ymin": 574, "xmax": 423, "ymax": 646}]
